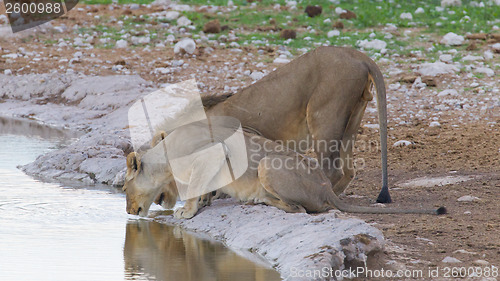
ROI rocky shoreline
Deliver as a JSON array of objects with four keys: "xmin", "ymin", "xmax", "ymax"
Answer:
[{"xmin": 0, "ymin": 73, "xmax": 386, "ymax": 280}]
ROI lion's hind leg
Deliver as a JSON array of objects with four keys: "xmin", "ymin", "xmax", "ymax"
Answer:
[{"xmin": 258, "ymin": 155, "xmax": 333, "ymax": 213}]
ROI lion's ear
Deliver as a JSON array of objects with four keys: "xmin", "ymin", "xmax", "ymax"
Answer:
[
  {"xmin": 151, "ymin": 131, "xmax": 168, "ymax": 147},
  {"xmin": 126, "ymin": 152, "xmax": 141, "ymax": 172}
]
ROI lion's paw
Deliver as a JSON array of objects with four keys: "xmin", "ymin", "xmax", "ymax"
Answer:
[{"xmin": 174, "ymin": 207, "xmax": 197, "ymax": 219}]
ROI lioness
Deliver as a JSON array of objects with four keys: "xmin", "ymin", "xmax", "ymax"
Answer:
[
  {"xmin": 124, "ymin": 128, "xmax": 446, "ymax": 218},
  {"xmin": 203, "ymin": 46, "xmax": 391, "ymax": 203}
]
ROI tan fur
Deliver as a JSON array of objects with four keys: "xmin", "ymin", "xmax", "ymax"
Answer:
[
  {"xmin": 206, "ymin": 46, "xmax": 391, "ymax": 203},
  {"xmin": 124, "ymin": 128, "xmax": 443, "ymax": 218}
]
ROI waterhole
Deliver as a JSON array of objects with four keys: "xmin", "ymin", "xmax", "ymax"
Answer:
[{"xmin": 0, "ymin": 118, "xmax": 280, "ymax": 281}]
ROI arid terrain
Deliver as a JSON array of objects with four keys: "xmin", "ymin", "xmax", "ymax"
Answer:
[{"xmin": 1, "ymin": 0, "xmax": 499, "ymax": 279}]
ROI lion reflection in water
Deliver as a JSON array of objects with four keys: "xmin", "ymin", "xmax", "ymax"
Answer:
[{"xmin": 124, "ymin": 220, "xmax": 280, "ymax": 281}]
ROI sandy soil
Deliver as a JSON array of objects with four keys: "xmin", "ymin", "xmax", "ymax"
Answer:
[{"xmin": 1, "ymin": 2, "xmax": 499, "ymax": 279}]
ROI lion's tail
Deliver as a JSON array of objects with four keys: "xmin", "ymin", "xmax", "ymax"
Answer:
[{"xmin": 365, "ymin": 59, "xmax": 391, "ymax": 204}]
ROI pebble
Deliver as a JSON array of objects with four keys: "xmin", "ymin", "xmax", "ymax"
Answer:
[
  {"xmin": 115, "ymin": 39, "xmax": 128, "ymax": 48},
  {"xmin": 490, "ymin": 43, "xmax": 500, "ymax": 53},
  {"xmin": 457, "ymin": 195, "xmax": 480, "ymax": 202},
  {"xmin": 327, "ymin": 30, "xmax": 340, "ymax": 38},
  {"xmin": 250, "ymin": 71, "xmax": 265, "ymax": 81},
  {"xmin": 474, "ymin": 67, "xmax": 494, "ymax": 77},
  {"xmin": 357, "ymin": 39, "xmax": 387, "ymax": 50},
  {"xmin": 473, "ymin": 260, "xmax": 489, "ymax": 266},
  {"xmin": 429, "ymin": 121, "xmax": 441, "ymax": 127},
  {"xmin": 4, "ymin": 69, "xmax": 12, "ymax": 75},
  {"xmin": 174, "ymin": 38, "xmax": 196, "ymax": 55},
  {"xmin": 164, "ymin": 11, "xmax": 180, "ymax": 20},
  {"xmin": 439, "ymin": 54, "xmax": 453, "ymax": 62},
  {"xmin": 400, "ymin": 12, "xmax": 413, "ymax": 20},
  {"xmin": 440, "ymin": 32, "xmax": 464, "ymax": 46},
  {"xmin": 177, "ymin": 16, "xmax": 192, "ymax": 26},
  {"xmin": 442, "ymin": 256, "xmax": 461, "ymax": 263},
  {"xmin": 393, "ymin": 140, "xmax": 413, "ymax": 147},
  {"xmin": 415, "ymin": 7, "xmax": 425, "ymax": 14}
]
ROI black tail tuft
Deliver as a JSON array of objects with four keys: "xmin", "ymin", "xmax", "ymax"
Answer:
[
  {"xmin": 376, "ymin": 187, "xmax": 392, "ymax": 204},
  {"xmin": 436, "ymin": 206, "xmax": 447, "ymax": 215}
]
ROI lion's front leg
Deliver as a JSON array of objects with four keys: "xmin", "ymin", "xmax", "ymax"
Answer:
[{"xmin": 174, "ymin": 198, "xmax": 200, "ymax": 219}]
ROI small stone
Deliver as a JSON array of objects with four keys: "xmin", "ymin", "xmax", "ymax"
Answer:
[
  {"xmin": 115, "ymin": 39, "xmax": 128, "ymax": 48},
  {"xmin": 273, "ymin": 56, "xmax": 290, "ymax": 64},
  {"xmin": 441, "ymin": 0, "xmax": 462, "ymax": 7},
  {"xmin": 429, "ymin": 121, "xmax": 441, "ymax": 127},
  {"xmin": 358, "ymin": 39, "xmax": 387, "ymax": 50},
  {"xmin": 250, "ymin": 71, "xmax": 265, "ymax": 81},
  {"xmin": 339, "ymin": 10, "xmax": 357, "ymax": 19},
  {"xmin": 4, "ymin": 69, "xmax": 12, "ymax": 75},
  {"xmin": 457, "ymin": 195, "xmax": 480, "ymax": 202},
  {"xmin": 440, "ymin": 32, "xmax": 464, "ymax": 46},
  {"xmin": 474, "ymin": 67, "xmax": 494, "ymax": 77},
  {"xmin": 415, "ymin": 7, "xmax": 425, "ymax": 14},
  {"xmin": 327, "ymin": 30, "xmax": 340, "ymax": 38},
  {"xmin": 400, "ymin": 12, "xmax": 413, "ymax": 20},
  {"xmin": 305, "ymin": 5, "xmax": 322, "ymax": 17},
  {"xmin": 280, "ymin": 29, "xmax": 296, "ymax": 39},
  {"xmin": 393, "ymin": 140, "xmax": 413, "ymax": 147},
  {"xmin": 442, "ymin": 256, "xmax": 461, "ymax": 263},
  {"xmin": 174, "ymin": 38, "xmax": 196, "ymax": 55},
  {"xmin": 177, "ymin": 16, "xmax": 191, "ymax": 26},
  {"xmin": 438, "ymin": 89, "xmax": 458, "ymax": 97},
  {"xmin": 484, "ymin": 50, "xmax": 494, "ymax": 60},
  {"xmin": 473, "ymin": 260, "xmax": 489, "ymax": 266},
  {"xmin": 439, "ymin": 54, "xmax": 453, "ymax": 63},
  {"xmin": 417, "ymin": 62, "xmax": 459, "ymax": 77},
  {"xmin": 203, "ymin": 19, "xmax": 221, "ymax": 33},
  {"xmin": 463, "ymin": 211, "xmax": 472, "ymax": 215},
  {"xmin": 164, "ymin": 11, "xmax": 180, "ymax": 21},
  {"xmin": 491, "ymin": 43, "xmax": 500, "ymax": 53}
]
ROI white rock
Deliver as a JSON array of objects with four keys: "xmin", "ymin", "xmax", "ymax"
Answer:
[
  {"xmin": 130, "ymin": 3, "xmax": 140, "ymax": 10},
  {"xmin": 438, "ymin": 89, "xmax": 459, "ymax": 97},
  {"xmin": 177, "ymin": 16, "xmax": 192, "ymax": 26},
  {"xmin": 441, "ymin": 0, "xmax": 461, "ymax": 6},
  {"xmin": 357, "ymin": 39, "xmax": 387, "ymax": 50},
  {"xmin": 461, "ymin": 55, "xmax": 483, "ymax": 61},
  {"xmin": 440, "ymin": 32, "xmax": 464, "ymax": 46},
  {"xmin": 166, "ymin": 34, "xmax": 175, "ymax": 43},
  {"xmin": 415, "ymin": 7, "xmax": 425, "ymax": 14},
  {"xmin": 417, "ymin": 62, "xmax": 459, "ymax": 76},
  {"xmin": 364, "ymin": 124, "xmax": 380, "ymax": 129},
  {"xmin": 273, "ymin": 57, "xmax": 290, "ymax": 64},
  {"xmin": 74, "ymin": 37, "xmax": 85, "ymax": 46},
  {"xmin": 463, "ymin": 211, "xmax": 472, "ymax": 215},
  {"xmin": 400, "ymin": 12, "xmax": 413, "ymax": 20},
  {"xmin": 474, "ymin": 67, "xmax": 494, "ymax": 77},
  {"xmin": 250, "ymin": 71, "xmax": 265, "ymax": 81},
  {"xmin": 164, "ymin": 11, "xmax": 180, "ymax": 21},
  {"xmin": 4, "ymin": 69, "xmax": 12, "ymax": 75},
  {"xmin": 457, "ymin": 195, "xmax": 480, "ymax": 202},
  {"xmin": 491, "ymin": 43, "xmax": 500, "ymax": 52},
  {"xmin": 115, "ymin": 39, "xmax": 128, "ymax": 48},
  {"xmin": 393, "ymin": 140, "xmax": 413, "ymax": 147},
  {"xmin": 335, "ymin": 7, "xmax": 346, "ymax": 14},
  {"xmin": 470, "ymin": 82, "xmax": 479, "ymax": 87},
  {"xmin": 429, "ymin": 121, "xmax": 441, "ymax": 127},
  {"xmin": 484, "ymin": 50, "xmax": 494, "ymax": 60},
  {"xmin": 323, "ymin": 18, "xmax": 331, "ymax": 24},
  {"xmin": 174, "ymin": 38, "xmax": 196, "ymax": 54},
  {"xmin": 473, "ymin": 260, "xmax": 490, "ymax": 266},
  {"xmin": 73, "ymin": 51, "xmax": 83, "ymax": 58},
  {"xmin": 327, "ymin": 30, "xmax": 340, "ymax": 38},
  {"xmin": 439, "ymin": 54, "xmax": 453, "ymax": 62},
  {"xmin": 442, "ymin": 256, "xmax": 462, "ymax": 263}
]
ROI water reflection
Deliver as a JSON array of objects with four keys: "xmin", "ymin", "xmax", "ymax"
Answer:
[
  {"xmin": 124, "ymin": 220, "xmax": 281, "ymax": 281},
  {"xmin": 0, "ymin": 126, "xmax": 282, "ymax": 281},
  {"xmin": 0, "ymin": 116, "xmax": 81, "ymax": 141}
]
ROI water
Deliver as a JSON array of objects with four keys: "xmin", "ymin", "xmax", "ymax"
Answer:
[{"xmin": 0, "ymin": 120, "xmax": 281, "ymax": 281}]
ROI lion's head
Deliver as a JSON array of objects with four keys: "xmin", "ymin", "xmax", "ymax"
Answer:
[{"xmin": 124, "ymin": 132, "xmax": 178, "ymax": 217}]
